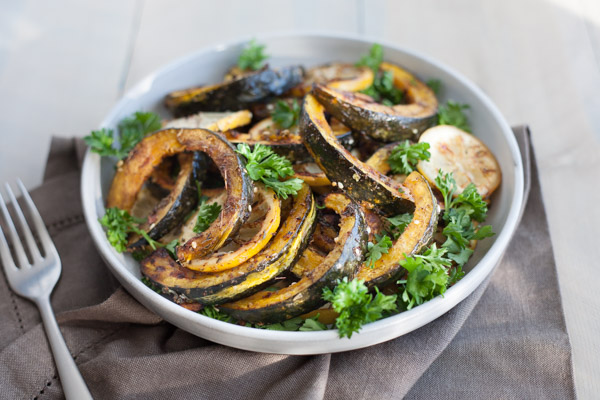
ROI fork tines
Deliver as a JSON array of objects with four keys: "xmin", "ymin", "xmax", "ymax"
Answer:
[{"xmin": 0, "ymin": 180, "xmax": 52, "ymax": 269}]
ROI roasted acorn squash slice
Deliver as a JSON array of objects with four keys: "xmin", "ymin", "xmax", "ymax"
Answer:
[
  {"xmin": 105, "ymin": 128, "xmax": 253, "ymax": 259},
  {"xmin": 220, "ymin": 193, "xmax": 367, "ymax": 324},
  {"xmin": 289, "ymin": 63, "xmax": 374, "ymax": 97},
  {"xmin": 165, "ymin": 66, "xmax": 305, "ymax": 116},
  {"xmin": 128, "ymin": 152, "xmax": 206, "ymax": 249},
  {"xmin": 312, "ymin": 62, "xmax": 438, "ymax": 142},
  {"xmin": 184, "ymin": 183, "xmax": 281, "ymax": 272},
  {"xmin": 300, "ymin": 93, "xmax": 414, "ymax": 215},
  {"xmin": 164, "ymin": 110, "xmax": 253, "ymax": 131},
  {"xmin": 356, "ymin": 171, "xmax": 438, "ymax": 287},
  {"xmin": 141, "ymin": 183, "xmax": 315, "ymax": 305}
]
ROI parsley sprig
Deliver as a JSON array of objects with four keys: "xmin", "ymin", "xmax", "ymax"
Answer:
[
  {"xmin": 99, "ymin": 207, "xmax": 177, "ymax": 254},
  {"xmin": 426, "ymin": 79, "xmax": 442, "ymax": 95},
  {"xmin": 398, "ymin": 244, "xmax": 453, "ymax": 310},
  {"xmin": 84, "ymin": 111, "xmax": 162, "ymax": 159},
  {"xmin": 387, "ymin": 141, "xmax": 431, "ymax": 175},
  {"xmin": 238, "ymin": 39, "xmax": 268, "ymax": 71},
  {"xmin": 323, "ymin": 277, "xmax": 397, "ymax": 338},
  {"xmin": 236, "ymin": 143, "xmax": 303, "ymax": 199},
  {"xmin": 366, "ymin": 234, "xmax": 393, "ymax": 268},
  {"xmin": 387, "ymin": 213, "xmax": 413, "ymax": 239},
  {"xmin": 438, "ymin": 101, "xmax": 471, "ymax": 132},
  {"xmin": 192, "ymin": 186, "xmax": 222, "ymax": 233},
  {"xmin": 435, "ymin": 171, "xmax": 494, "ymax": 266},
  {"xmin": 356, "ymin": 44, "xmax": 404, "ymax": 106},
  {"xmin": 272, "ymin": 99, "xmax": 301, "ymax": 129}
]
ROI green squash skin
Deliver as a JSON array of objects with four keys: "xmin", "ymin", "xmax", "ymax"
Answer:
[
  {"xmin": 128, "ymin": 152, "xmax": 207, "ymax": 249},
  {"xmin": 313, "ymin": 85, "xmax": 437, "ymax": 142},
  {"xmin": 300, "ymin": 95, "xmax": 415, "ymax": 216},
  {"xmin": 220, "ymin": 198, "xmax": 368, "ymax": 324},
  {"xmin": 166, "ymin": 66, "xmax": 305, "ymax": 117},
  {"xmin": 140, "ymin": 185, "xmax": 316, "ymax": 305}
]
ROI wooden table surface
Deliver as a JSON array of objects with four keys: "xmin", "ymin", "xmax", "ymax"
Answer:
[{"xmin": 1, "ymin": 0, "xmax": 598, "ymax": 397}]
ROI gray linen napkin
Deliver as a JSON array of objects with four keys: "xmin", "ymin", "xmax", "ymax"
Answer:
[{"xmin": 0, "ymin": 127, "xmax": 575, "ymax": 400}]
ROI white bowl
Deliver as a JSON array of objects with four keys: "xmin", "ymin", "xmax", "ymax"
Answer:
[{"xmin": 81, "ymin": 32, "xmax": 524, "ymax": 354}]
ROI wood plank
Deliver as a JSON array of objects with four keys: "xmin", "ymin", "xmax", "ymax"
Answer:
[
  {"xmin": 124, "ymin": 0, "xmax": 361, "ymax": 90},
  {"xmin": 364, "ymin": 0, "xmax": 600, "ymax": 397},
  {"xmin": 0, "ymin": 0, "xmax": 138, "ymax": 188}
]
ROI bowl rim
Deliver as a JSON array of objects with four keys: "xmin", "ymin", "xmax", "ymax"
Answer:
[{"xmin": 81, "ymin": 31, "xmax": 524, "ymax": 354}]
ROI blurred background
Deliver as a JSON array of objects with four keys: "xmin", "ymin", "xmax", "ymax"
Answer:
[{"xmin": 1, "ymin": 0, "xmax": 598, "ymax": 397}]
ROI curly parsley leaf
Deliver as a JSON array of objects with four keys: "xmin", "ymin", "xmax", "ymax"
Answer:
[
  {"xmin": 236, "ymin": 143, "xmax": 303, "ymax": 199},
  {"xmin": 299, "ymin": 315, "xmax": 328, "ymax": 331},
  {"xmin": 84, "ymin": 128, "xmax": 122, "ymax": 158},
  {"xmin": 398, "ymin": 244, "xmax": 453, "ymax": 310},
  {"xmin": 259, "ymin": 314, "xmax": 327, "ymax": 331},
  {"xmin": 387, "ymin": 213, "xmax": 413, "ymax": 239},
  {"xmin": 99, "ymin": 207, "xmax": 165, "ymax": 252},
  {"xmin": 438, "ymin": 100, "xmax": 471, "ymax": 132},
  {"xmin": 388, "ymin": 141, "xmax": 431, "ymax": 175},
  {"xmin": 238, "ymin": 39, "xmax": 268, "ymax": 71},
  {"xmin": 323, "ymin": 277, "xmax": 397, "ymax": 338},
  {"xmin": 200, "ymin": 305, "xmax": 234, "ymax": 323},
  {"xmin": 84, "ymin": 111, "xmax": 162, "ymax": 159},
  {"xmin": 434, "ymin": 171, "xmax": 495, "ymax": 266},
  {"xmin": 366, "ymin": 234, "xmax": 393, "ymax": 268},
  {"xmin": 426, "ymin": 79, "xmax": 442, "ymax": 95},
  {"xmin": 272, "ymin": 99, "xmax": 301, "ymax": 129},
  {"xmin": 193, "ymin": 201, "xmax": 222, "ymax": 233},
  {"xmin": 356, "ymin": 43, "xmax": 383, "ymax": 74}
]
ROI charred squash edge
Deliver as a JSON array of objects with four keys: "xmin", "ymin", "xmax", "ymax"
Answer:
[
  {"xmin": 183, "ymin": 183, "xmax": 281, "ymax": 272},
  {"xmin": 312, "ymin": 62, "xmax": 438, "ymax": 142},
  {"xmin": 140, "ymin": 183, "xmax": 315, "ymax": 305},
  {"xmin": 289, "ymin": 63, "xmax": 374, "ymax": 97},
  {"xmin": 356, "ymin": 171, "xmax": 438, "ymax": 287},
  {"xmin": 300, "ymin": 93, "xmax": 415, "ymax": 215},
  {"xmin": 220, "ymin": 193, "xmax": 367, "ymax": 324},
  {"xmin": 165, "ymin": 65, "xmax": 305, "ymax": 116}
]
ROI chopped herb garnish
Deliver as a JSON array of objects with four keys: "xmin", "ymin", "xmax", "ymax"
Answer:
[
  {"xmin": 200, "ymin": 305, "xmax": 234, "ymax": 323},
  {"xmin": 365, "ymin": 234, "xmax": 393, "ymax": 268},
  {"xmin": 141, "ymin": 276, "xmax": 162, "ymax": 294},
  {"xmin": 193, "ymin": 201, "xmax": 222, "ymax": 233},
  {"xmin": 99, "ymin": 207, "xmax": 168, "ymax": 253},
  {"xmin": 356, "ymin": 44, "xmax": 404, "ymax": 106},
  {"xmin": 438, "ymin": 100, "xmax": 471, "ymax": 132},
  {"xmin": 387, "ymin": 140, "xmax": 431, "ymax": 175},
  {"xmin": 236, "ymin": 143, "xmax": 303, "ymax": 199},
  {"xmin": 426, "ymin": 79, "xmax": 442, "ymax": 95},
  {"xmin": 323, "ymin": 277, "xmax": 397, "ymax": 338},
  {"xmin": 272, "ymin": 99, "xmax": 301, "ymax": 129},
  {"xmin": 238, "ymin": 39, "xmax": 268, "ymax": 71},
  {"xmin": 387, "ymin": 213, "xmax": 413, "ymax": 239},
  {"xmin": 84, "ymin": 111, "xmax": 162, "ymax": 159},
  {"xmin": 434, "ymin": 170, "xmax": 494, "ymax": 267},
  {"xmin": 398, "ymin": 243, "xmax": 453, "ymax": 310}
]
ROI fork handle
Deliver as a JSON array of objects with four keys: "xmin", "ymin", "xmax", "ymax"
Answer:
[{"xmin": 36, "ymin": 296, "xmax": 94, "ymax": 400}]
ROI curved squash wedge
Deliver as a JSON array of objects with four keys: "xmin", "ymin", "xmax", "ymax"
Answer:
[
  {"xmin": 164, "ymin": 110, "xmax": 253, "ymax": 132},
  {"xmin": 300, "ymin": 93, "xmax": 414, "ymax": 215},
  {"xmin": 106, "ymin": 128, "xmax": 253, "ymax": 259},
  {"xmin": 312, "ymin": 62, "xmax": 438, "ymax": 142},
  {"xmin": 289, "ymin": 63, "xmax": 374, "ymax": 97},
  {"xmin": 175, "ymin": 129, "xmax": 254, "ymax": 261},
  {"xmin": 141, "ymin": 183, "xmax": 315, "ymax": 305},
  {"xmin": 356, "ymin": 171, "xmax": 438, "ymax": 287},
  {"xmin": 220, "ymin": 193, "xmax": 367, "ymax": 324},
  {"xmin": 291, "ymin": 163, "xmax": 331, "ymax": 187},
  {"xmin": 128, "ymin": 152, "xmax": 206, "ymax": 249},
  {"xmin": 165, "ymin": 66, "xmax": 304, "ymax": 116},
  {"xmin": 184, "ymin": 183, "xmax": 281, "ymax": 272}
]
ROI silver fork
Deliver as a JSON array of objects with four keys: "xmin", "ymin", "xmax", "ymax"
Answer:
[{"xmin": 0, "ymin": 180, "xmax": 93, "ymax": 400}]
